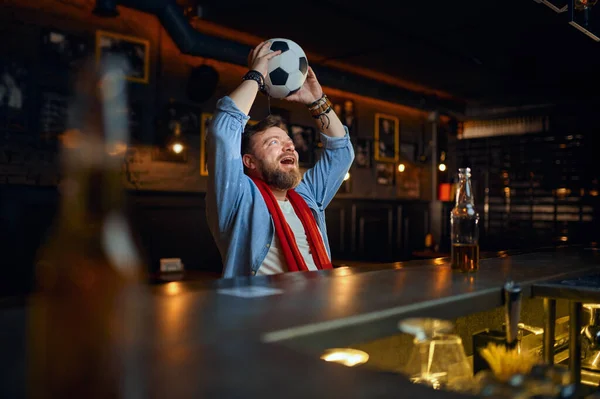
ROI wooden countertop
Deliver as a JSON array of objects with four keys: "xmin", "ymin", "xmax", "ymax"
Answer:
[{"xmin": 1, "ymin": 248, "xmax": 599, "ymax": 398}]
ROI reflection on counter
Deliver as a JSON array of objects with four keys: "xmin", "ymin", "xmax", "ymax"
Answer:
[
  {"xmin": 320, "ymin": 348, "xmax": 369, "ymax": 367},
  {"xmin": 307, "ymin": 296, "xmax": 600, "ymax": 397}
]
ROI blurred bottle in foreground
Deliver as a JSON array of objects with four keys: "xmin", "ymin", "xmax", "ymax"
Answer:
[
  {"xmin": 27, "ymin": 55, "xmax": 146, "ymax": 398},
  {"xmin": 450, "ymin": 167, "xmax": 480, "ymax": 272}
]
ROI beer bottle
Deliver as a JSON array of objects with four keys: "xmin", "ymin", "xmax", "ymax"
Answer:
[
  {"xmin": 27, "ymin": 56, "xmax": 145, "ymax": 398},
  {"xmin": 450, "ymin": 167, "xmax": 480, "ymax": 272}
]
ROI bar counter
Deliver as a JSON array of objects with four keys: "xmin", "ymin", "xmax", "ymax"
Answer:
[{"xmin": 1, "ymin": 247, "xmax": 599, "ymax": 398}]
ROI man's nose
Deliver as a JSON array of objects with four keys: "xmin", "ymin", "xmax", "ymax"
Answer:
[{"xmin": 283, "ymin": 140, "xmax": 295, "ymax": 152}]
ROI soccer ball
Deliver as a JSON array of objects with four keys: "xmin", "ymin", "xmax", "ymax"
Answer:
[{"xmin": 264, "ymin": 38, "xmax": 309, "ymax": 99}]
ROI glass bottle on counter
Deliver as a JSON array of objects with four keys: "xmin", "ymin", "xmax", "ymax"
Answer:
[
  {"xmin": 27, "ymin": 56, "xmax": 146, "ymax": 398},
  {"xmin": 450, "ymin": 167, "xmax": 480, "ymax": 272}
]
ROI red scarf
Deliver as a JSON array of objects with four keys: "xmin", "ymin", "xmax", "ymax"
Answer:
[{"xmin": 250, "ymin": 176, "xmax": 333, "ymax": 272}]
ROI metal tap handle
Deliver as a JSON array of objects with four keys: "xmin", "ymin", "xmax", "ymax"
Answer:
[{"xmin": 504, "ymin": 281, "xmax": 522, "ymax": 346}]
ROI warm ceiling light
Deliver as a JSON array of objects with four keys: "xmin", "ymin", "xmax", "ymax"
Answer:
[
  {"xmin": 398, "ymin": 163, "xmax": 406, "ymax": 172},
  {"xmin": 344, "ymin": 172, "xmax": 350, "ymax": 181},
  {"xmin": 438, "ymin": 163, "xmax": 446, "ymax": 172}
]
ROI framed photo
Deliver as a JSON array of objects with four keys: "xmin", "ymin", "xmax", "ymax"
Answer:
[
  {"xmin": 41, "ymin": 29, "xmax": 92, "ymax": 68},
  {"xmin": 165, "ymin": 101, "xmax": 201, "ymax": 136},
  {"xmin": 397, "ymin": 166, "xmax": 420, "ymax": 199},
  {"xmin": 200, "ymin": 112, "xmax": 212, "ymax": 176},
  {"xmin": 289, "ymin": 124, "xmax": 315, "ymax": 167},
  {"xmin": 270, "ymin": 107, "xmax": 291, "ymax": 126},
  {"xmin": 0, "ymin": 59, "xmax": 29, "ymax": 133},
  {"xmin": 400, "ymin": 141, "xmax": 417, "ymax": 163},
  {"xmin": 95, "ymin": 30, "xmax": 150, "ymax": 83},
  {"xmin": 354, "ymin": 138, "xmax": 372, "ymax": 168},
  {"xmin": 376, "ymin": 162, "xmax": 395, "ymax": 186},
  {"xmin": 374, "ymin": 113, "xmax": 399, "ymax": 163},
  {"xmin": 333, "ymin": 99, "xmax": 357, "ymax": 135},
  {"xmin": 341, "ymin": 99, "xmax": 357, "ymax": 135},
  {"xmin": 39, "ymin": 91, "xmax": 69, "ymax": 142}
]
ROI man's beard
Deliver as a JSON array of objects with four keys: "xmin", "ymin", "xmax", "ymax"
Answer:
[{"xmin": 258, "ymin": 159, "xmax": 302, "ymax": 191}]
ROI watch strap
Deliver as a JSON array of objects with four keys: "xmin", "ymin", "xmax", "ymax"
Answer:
[{"xmin": 242, "ymin": 70, "xmax": 266, "ymax": 93}]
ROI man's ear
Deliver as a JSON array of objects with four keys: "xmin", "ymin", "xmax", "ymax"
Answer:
[{"xmin": 242, "ymin": 154, "xmax": 257, "ymax": 170}]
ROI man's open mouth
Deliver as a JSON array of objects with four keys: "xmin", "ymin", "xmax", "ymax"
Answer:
[{"xmin": 280, "ymin": 156, "xmax": 295, "ymax": 165}]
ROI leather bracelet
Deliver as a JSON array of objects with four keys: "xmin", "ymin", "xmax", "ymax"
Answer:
[
  {"xmin": 308, "ymin": 95, "xmax": 333, "ymax": 118},
  {"xmin": 242, "ymin": 70, "xmax": 266, "ymax": 93},
  {"xmin": 307, "ymin": 93, "xmax": 327, "ymax": 109}
]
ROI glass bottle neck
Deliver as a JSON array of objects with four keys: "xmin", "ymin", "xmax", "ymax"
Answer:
[
  {"xmin": 455, "ymin": 175, "xmax": 475, "ymax": 206},
  {"xmin": 57, "ymin": 147, "xmax": 125, "ymax": 233}
]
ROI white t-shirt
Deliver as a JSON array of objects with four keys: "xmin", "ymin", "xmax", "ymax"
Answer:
[{"xmin": 257, "ymin": 199, "xmax": 325, "ymax": 275}]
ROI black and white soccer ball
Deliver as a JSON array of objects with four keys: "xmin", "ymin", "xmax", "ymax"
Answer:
[{"xmin": 265, "ymin": 38, "xmax": 309, "ymax": 99}]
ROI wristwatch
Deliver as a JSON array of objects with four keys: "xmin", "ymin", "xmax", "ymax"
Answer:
[{"xmin": 242, "ymin": 70, "xmax": 266, "ymax": 93}]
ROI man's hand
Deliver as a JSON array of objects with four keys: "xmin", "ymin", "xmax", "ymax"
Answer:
[
  {"xmin": 248, "ymin": 41, "xmax": 281, "ymax": 78},
  {"xmin": 286, "ymin": 66, "xmax": 345, "ymax": 138},
  {"xmin": 285, "ymin": 67, "xmax": 323, "ymax": 105},
  {"xmin": 228, "ymin": 41, "xmax": 281, "ymax": 115}
]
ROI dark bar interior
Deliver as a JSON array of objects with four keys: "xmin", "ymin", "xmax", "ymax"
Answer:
[{"xmin": 1, "ymin": 0, "xmax": 600, "ymax": 397}]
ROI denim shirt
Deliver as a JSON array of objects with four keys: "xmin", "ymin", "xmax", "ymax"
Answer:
[{"xmin": 205, "ymin": 96, "xmax": 355, "ymax": 278}]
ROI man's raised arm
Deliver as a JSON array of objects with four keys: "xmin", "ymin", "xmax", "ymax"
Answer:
[
  {"xmin": 204, "ymin": 42, "xmax": 280, "ymax": 233},
  {"xmin": 230, "ymin": 41, "xmax": 281, "ymax": 115}
]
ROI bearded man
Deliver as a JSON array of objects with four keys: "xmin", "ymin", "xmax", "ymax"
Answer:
[{"xmin": 205, "ymin": 41, "xmax": 354, "ymax": 278}]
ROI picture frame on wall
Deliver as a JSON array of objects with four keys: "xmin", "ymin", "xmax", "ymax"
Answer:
[
  {"xmin": 0, "ymin": 59, "xmax": 29, "ymax": 133},
  {"xmin": 397, "ymin": 166, "xmax": 420, "ymax": 199},
  {"xmin": 200, "ymin": 112, "xmax": 212, "ymax": 176},
  {"xmin": 41, "ymin": 29, "xmax": 92, "ymax": 69},
  {"xmin": 269, "ymin": 107, "xmax": 291, "ymax": 127},
  {"xmin": 289, "ymin": 124, "xmax": 315, "ymax": 167},
  {"xmin": 354, "ymin": 138, "xmax": 372, "ymax": 168},
  {"xmin": 95, "ymin": 30, "xmax": 150, "ymax": 84},
  {"xmin": 400, "ymin": 141, "xmax": 417, "ymax": 163},
  {"xmin": 374, "ymin": 113, "xmax": 399, "ymax": 163},
  {"xmin": 376, "ymin": 162, "xmax": 395, "ymax": 186},
  {"xmin": 39, "ymin": 91, "xmax": 69, "ymax": 142},
  {"xmin": 165, "ymin": 100, "xmax": 201, "ymax": 137},
  {"xmin": 333, "ymin": 99, "xmax": 357, "ymax": 135}
]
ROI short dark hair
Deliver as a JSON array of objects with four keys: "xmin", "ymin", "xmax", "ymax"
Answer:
[{"xmin": 241, "ymin": 115, "xmax": 288, "ymax": 156}]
